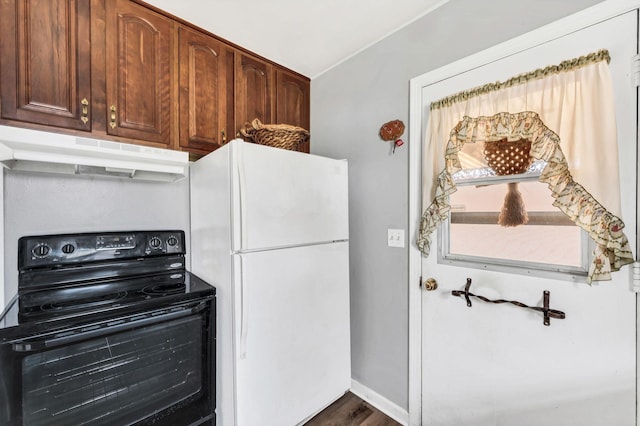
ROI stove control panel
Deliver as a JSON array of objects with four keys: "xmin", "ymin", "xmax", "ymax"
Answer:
[
  {"xmin": 144, "ymin": 232, "xmax": 183, "ymax": 255},
  {"xmin": 19, "ymin": 230, "xmax": 186, "ymax": 270},
  {"xmin": 96, "ymin": 234, "xmax": 136, "ymax": 250}
]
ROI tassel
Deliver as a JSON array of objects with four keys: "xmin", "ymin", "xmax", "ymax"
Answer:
[{"xmin": 498, "ymin": 182, "xmax": 529, "ymax": 227}]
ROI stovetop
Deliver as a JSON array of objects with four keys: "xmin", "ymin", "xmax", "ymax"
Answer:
[
  {"xmin": 0, "ymin": 270, "xmax": 214, "ymax": 329},
  {"xmin": 0, "ymin": 230, "xmax": 215, "ymax": 338}
]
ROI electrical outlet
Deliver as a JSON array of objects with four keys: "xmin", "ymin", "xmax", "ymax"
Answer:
[{"xmin": 387, "ymin": 229, "xmax": 405, "ymax": 248}]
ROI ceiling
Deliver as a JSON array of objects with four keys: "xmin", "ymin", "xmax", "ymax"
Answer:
[{"xmin": 145, "ymin": 0, "xmax": 449, "ymax": 79}]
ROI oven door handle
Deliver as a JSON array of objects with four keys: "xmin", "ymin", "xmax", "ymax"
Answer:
[{"xmin": 12, "ymin": 301, "xmax": 208, "ymax": 352}]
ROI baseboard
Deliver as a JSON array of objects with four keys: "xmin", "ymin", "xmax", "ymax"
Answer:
[{"xmin": 350, "ymin": 379, "xmax": 409, "ymax": 425}]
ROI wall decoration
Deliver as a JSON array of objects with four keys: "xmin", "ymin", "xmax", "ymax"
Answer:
[{"xmin": 379, "ymin": 119, "xmax": 405, "ymax": 153}]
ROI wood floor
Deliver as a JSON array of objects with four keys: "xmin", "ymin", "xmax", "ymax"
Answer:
[{"xmin": 304, "ymin": 392, "xmax": 401, "ymax": 426}]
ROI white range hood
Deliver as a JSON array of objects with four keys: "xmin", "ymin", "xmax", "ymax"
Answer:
[{"xmin": 0, "ymin": 125, "xmax": 189, "ymax": 182}]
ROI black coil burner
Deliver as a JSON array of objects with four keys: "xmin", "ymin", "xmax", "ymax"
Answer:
[
  {"xmin": 40, "ymin": 291, "xmax": 129, "ymax": 312},
  {"xmin": 142, "ymin": 283, "xmax": 187, "ymax": 296}
]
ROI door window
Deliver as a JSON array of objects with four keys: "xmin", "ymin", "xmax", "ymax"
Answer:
[{"xmin": 442, "ymin": 174, "xmax": 590, "ymax": 278}]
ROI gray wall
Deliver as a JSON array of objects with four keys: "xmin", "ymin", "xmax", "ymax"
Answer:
[
  {"xmin": 3, "ymin": 170, "xmax": 190, "ymax": 302},
  {"xmin": 310, "ymin": 0, "xmax": 605, "ymax": 410}
]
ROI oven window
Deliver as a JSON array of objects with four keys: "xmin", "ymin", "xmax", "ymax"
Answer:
[{"xmin": 22, "ymin": 316, "xmax": 202, "ymax": 425}]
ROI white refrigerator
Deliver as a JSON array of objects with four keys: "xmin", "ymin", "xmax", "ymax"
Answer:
[{"xmin": 189, "ymin": 140, "xmax": 351, "ymax": 426}]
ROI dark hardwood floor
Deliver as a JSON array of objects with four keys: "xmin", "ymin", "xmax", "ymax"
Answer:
[{"xmin": 304, "ymin": 392, "xmax": 402, "ymax": 426}]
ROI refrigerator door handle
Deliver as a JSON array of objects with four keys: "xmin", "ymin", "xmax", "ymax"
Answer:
[
  {"xmin": 237, "ymin": 142, "xmax": 249, "ymax": 250},
  {"xmin": 239, "ymin": 254, "xmax": 248, "ymax": 359}
]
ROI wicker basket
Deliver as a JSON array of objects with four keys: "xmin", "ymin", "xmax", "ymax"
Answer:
[
  {"xmin": 239, "ymin": 119, "xmax": 310, "ymax": 150},
  {"xmin": 484, "ymin": 138, "xmax": 532, "ymax": 175}
]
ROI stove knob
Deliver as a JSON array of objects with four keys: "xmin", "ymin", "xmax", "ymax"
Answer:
[
  {"xmin": 61, "ymin": 243, "xmax": 75, "ymax": 254},
  {"xmin": 167, "ymin": 236, "xmax": 179, "ymax": 247},
  {"xmin": 149, "ymin": 237, "xmax": 162, "ymax": 250},
  {"xmin": 32, "ymin": 243, "xmax": 51, "ymax": 258}
]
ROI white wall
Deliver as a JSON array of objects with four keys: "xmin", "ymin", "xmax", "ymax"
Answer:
[
  {"xmin": 310, "ymin": 0, "xmax": 606, "ymax": 410},
  {"xmin": 3, "ymin": 169, "xmax": 190, "ymax": 303}
]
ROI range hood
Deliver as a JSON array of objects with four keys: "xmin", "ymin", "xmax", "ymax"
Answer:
[{"xmin": 0, "ymin": 126, "xmax": 189, "ymax": 182}]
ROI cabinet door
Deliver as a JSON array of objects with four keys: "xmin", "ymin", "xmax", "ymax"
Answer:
[
  {"xmin": 234, "ymin": 52, "xmax": 274, "ymax": 136},
  {"xmin": 0, "ymin": 0, "xmax": 91, "ymax": 131},
  {"xmin": 275, "ymin": 70, "xmax": 310, "ymax": 129},
  {"xmin": 105, "ymin": 0, "xmax": 172, "ymax": 145},
  {"xmin": 178, "ymin": 27, "xmax": 233, "ymax": 154},
  {"xmin": 276, "ymin": 69, "xmax": 310, "ymax": 152}
]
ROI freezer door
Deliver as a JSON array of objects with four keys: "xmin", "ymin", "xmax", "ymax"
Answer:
[
  {"xmin": 234, "ymin": 242, "xmax": 351, "ymax": 426},
  {"xmin": 231, "ymin": 141, "xmax": 348, "ymax": 251}
]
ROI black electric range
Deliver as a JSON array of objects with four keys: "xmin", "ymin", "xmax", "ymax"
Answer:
[{"xmin": 0, "ymin": 230, "xmax": 216, "ymax": 426}]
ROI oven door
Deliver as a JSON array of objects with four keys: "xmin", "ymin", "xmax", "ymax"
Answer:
[{"xmin": 0, "ymin": 298, "xmax": 215, "ymax": 426}]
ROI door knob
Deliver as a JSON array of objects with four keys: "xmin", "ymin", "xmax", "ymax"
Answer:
[{"xmin": 424, "ymin": 278, "xmax": 438, "ymax": 291}]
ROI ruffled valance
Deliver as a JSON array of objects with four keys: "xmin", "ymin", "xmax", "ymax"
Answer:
[{"xmin": 417, "ymin": 111, "xmax": 633, "ymax": 283}]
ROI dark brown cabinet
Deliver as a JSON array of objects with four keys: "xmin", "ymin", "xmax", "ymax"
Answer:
[
  {"xmin": 0, "ymin": 0, "xmax": 310, "ymax": 155},
  {"xmin": 276, "ymin": 70, "xmax": 310, "ymax": 130},
  {"xmin": 234, "ymin": 52, "xmax": 311, "ymax": 153},
  {"xmin": 0, "ymin": 0, "xmax": 92, "ymax": 131},
  {"xmin": 105, "ymin": 0, "xmax": 173, "ymax": 146},
  {"xmin": 276, "ymin": 69, "xmax": 310, "ymax": 153},
  {"xmin": 234, "ymin": 52, "xmax": 275, "ymax": 136},
  {"xmin": 178, "ymin": 26, "xmax": 233, "ymax": 154}
]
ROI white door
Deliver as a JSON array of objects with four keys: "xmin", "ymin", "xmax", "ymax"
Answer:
[
  {"xmin": 231, "ymin": 141, "xmax": 349, "ymax": 252},
  {"xmin": 419, "ymin": 11, "xmax": 637, "ymax": 426}
]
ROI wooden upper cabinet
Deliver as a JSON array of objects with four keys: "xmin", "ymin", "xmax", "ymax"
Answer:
[
  {"xmin": 276, "ymin": 70, "xmax": 310, "ymax": 130},
  {"xmin": 178, "ymin": 26, "xmax": 233, "ymax": 154},
  {"xmin": 105, "ymin": 0, "xmax": 172, "ymax": 146},
  {"xmin": 0, "ymin": 0, "xmax": 92, "ymax": 131},
  {"xmin": 234, "ymin": 52, "xmax": 274, "ymax": 136},
  {"xmin": 276, "ymin": 70, "xmax": 310, "ymax": 152},
  {"xmin": 0, "ymin": 0, "xmax": 310, "ymax": 155}
]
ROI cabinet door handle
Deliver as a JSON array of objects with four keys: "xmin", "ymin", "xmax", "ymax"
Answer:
[
  {"xmin": 80, "ymin": 98, "xmax": 89, "ymax": 124},
  {"xmin": 109, "ymin": 105, "xmax": 117, "ymax": 129},
  {"xmin": 221, "ymin": 129, "xmax": 226, "ymax": 145}
]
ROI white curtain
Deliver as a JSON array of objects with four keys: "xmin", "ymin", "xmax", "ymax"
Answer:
[{"xmin": 418, "ymin": 50, "xmax": 633, "ymax": 283}]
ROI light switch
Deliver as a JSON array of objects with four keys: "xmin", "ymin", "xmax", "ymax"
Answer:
[{"xmin": 387, "ymin": 228, "xmax": 405, "ymax": 248}]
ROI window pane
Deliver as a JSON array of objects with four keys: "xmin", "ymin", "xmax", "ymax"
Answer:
[
  {"xmin": 449, "ymin": 224, "xmax": 583, "ymax": 267},
  {"xmin": 446, "ymin": 180, "xmax": 585, "ymax": 270}
]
